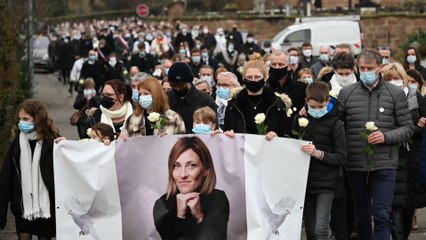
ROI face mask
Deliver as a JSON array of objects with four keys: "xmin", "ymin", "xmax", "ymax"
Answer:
[
  {"xmin": 201, "ymin": 52, "xmax": 209, "ymax": 59},
  {"xmin": 138, "ymin": 95, "xmax": 153, "ymax": 109},
  {"xmin": 84, "ymin": 89, "xmax": 94, "ymax": 97},
  {"xmin": 264, "ymin": 48, "xmax": 271, "ymax": 53},
  {"xmin": 179, "ymin": 49, "xmax": 186, "ymax": 54},
  {"xmin": 305, "ymin": 77, "xmax": 313, "ymax": 85},
  {"xmin": 173, "ymin": 87, "xmax": 189, "ymax": 97},
  {"xmin": 216, "ymin": 87, "xmax": 230, "ymax": 100},
  {"xmin": 192, "ymin": 123, "xmax": 212, "ymax": 134},
  {"xmin": 182, "ymin": 30, "xmax": 188, "ymax": 36},
  {"xmin": 359, "ymin": 70, "xmax": 378, "ymax": 85},
  {"xmin": 139, "ymin": 51, "xmax": 146, "ymax": 58},
  {"xmin": 320, "ymin": 54, "xmax": 329, "ymax": 62},
  {"xmin": 138, "ymin": 38, "xmax": 144, "ymax": 42},
  {"xmin": 389, "ymin": 79, "xmax": 404, "ymax": 88},
  {"xmin": 247, "ymin": 37, "xmax": 254, "ymax": 43},
  {"xmin": 382, "ymin": 58, "xmax": 389, "ymax": 64},
  {"xmin": 150, "ymin": 51, "xmax": 157, "ymax": 57},
  {"xmin": 308, "ymin": 106, "xmax": 328, "ymax": 119},
  {"xmin": 100, "ymin": 96, "xmax": 115, "ymax": 109},
  {"xmin": 228, "ymin": 45, "xmax": 235, "ymax": 52},
  {"xmin": 289, "ymin": 56, "xmax": 299, "ymax": 65},
  {"xmin": 192, "ymin": 56, "xmax": 201, "ymax": 64},
  {"xmin": 335, "ymin": 73, "xmax": 354, "ymax": 86},
  {"xmin": 131, "ymin": 89, "xmax": 139, "ymax": 102},
  {"xmin": 407, "ymin": 55, "xmax": 417, "ymax": 64},
  {"xmin": 146, "ymin": 34, "xmax": 154, "ymax": 41},
  {"xmin": 203, "ymin": 29, "xmax": 209, "ymax": 34},
  {"xmin": 89, "ymin": 55, "xmax": 96, "ymax": 61},
  {"xmin": 201, "ymin": 76, "xmax": 215, "ymax": 87},
  {"xmin": 244, "ymin": 79, "xmax": 265, "ymax": 93},
  {"xmin": 408, "ymin": 84, "xmax": 418, "ymax": 92},
  {"xmin": 18, "ymin": 121, "xmax": 35, "ymax": 134},
  {"xmin": 302, "ymin": 49, "xmax": 312, "ymax": 57},
  {"xmin": 165, "ymin": 68, "xmax": 170, "ymax": 75},
  {"xmin": 269, "ymin": 66, "xmax": 288, "ymax": 80},
  {"xmin": 124, "ymin": 33, "xmax": 131, "ymax": 38},
  {"xmin": 109, "ymin": 58, "xmax": 117, "ymax": 66}
]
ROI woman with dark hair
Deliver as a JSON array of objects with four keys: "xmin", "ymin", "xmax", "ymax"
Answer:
[
  {"xmin": 0, "ymin": 99, "xmax": 59, "ymax": 240},
  {"xmin": 403, "ymin": 47, "xmax": 426, "ymax": 81},
  {"xmin": 153, "ymin": 136, "xmax": 229, "ymax": 240},
  {"xmin": 406, "ymin": 69, "xmax": 426, "ymax": 96},
  {"xmin": 86, "ymin": 79, "xmax": 133, "ymax": 136}
]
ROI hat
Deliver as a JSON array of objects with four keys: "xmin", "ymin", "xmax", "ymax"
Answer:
[
  {"xmin": 263, "ymin": 41, "xmax": 271, "ymax": 48},
  {"xmin": 168, "ymin": 62, "xmax": 194, "ymax": 82}
]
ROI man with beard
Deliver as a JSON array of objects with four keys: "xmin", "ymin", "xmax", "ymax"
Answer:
[{"xmin": 266, "ymin": 50, "xmax": 307, "ymax": 117}]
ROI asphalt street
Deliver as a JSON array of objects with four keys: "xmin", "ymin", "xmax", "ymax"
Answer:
[{"xmin": 0, "ymin": 72, "xmax": 425, "ymax": 239}]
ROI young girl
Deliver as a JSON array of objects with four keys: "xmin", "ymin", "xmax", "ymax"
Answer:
[
  {"xmin": 192, "ymin": 107, "xmax": 217, "ymax": 134},
  {"xmin": 87, "ymin": 123, "xmax": 115, "ymax": 145},
  {"xmin": 0, "ymin": 99, "xmax": 59, "ymax": 240}
]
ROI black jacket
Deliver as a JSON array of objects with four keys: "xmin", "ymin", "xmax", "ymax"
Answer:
[
  {"xmin": 266, "ymin": 75, "xmax": 307, "ymax": 114},
  {"xmin": 129, "ymin": 54, "xmax": 156, "ymax": 74},
  {"xmin": 153, "ymin": 189, "xmax": 229, "ymax": 240},
  {"xmin": 292, "ymin": 108, "xmax": 347, "ymax": 194},
  {"xmin": 80, "ymin": 61, "xmax": 105, "ymax": 92},
  {"xmin": 223, "ymin": 87, "xmax": 291, "ymax": 137},
  {"xmin": 0, "ymin": 136, "xmax": 56, "ymax": 228},
  {"xmin": 167, "ymin": 84, "xmax": 217, "ymax": 134}
]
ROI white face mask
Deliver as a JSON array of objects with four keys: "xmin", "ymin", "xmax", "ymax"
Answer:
[
  {"xmin": 302, "ymin": 49, "xmax": 312, "ymax": 57},
  {"xmin": 389, "ymin": 79, "xmax": 404, "ymax": 88},
  {"xmin": 335, "ymin": 73, "xmax": 354, "ymax": 87}
]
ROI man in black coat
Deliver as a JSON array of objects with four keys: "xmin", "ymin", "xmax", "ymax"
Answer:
[
  {"xmin": 129, "ymin": 43, "xmax": 156, "ymax": 74},
  {"xmin": 266, "ymin": 50, "xmax": 307, "ymax": 117},
  {"xmin": 166, "ymin": 62, "xmax": 217, "ymax": 134},
  {"xmin": 80, "ymin": 50, "xmax": 105, "ymax": 93}
]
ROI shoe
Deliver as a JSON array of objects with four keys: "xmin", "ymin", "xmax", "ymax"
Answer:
[{"xmin": 412, "ymin": 216, "xmax": 418, "ymax": 230}]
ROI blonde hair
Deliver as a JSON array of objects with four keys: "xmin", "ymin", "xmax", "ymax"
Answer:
[
  {"xmin": 193, "ymin": 107, "xmax": 217, "ymax": 128},
  {"xmin": 298, "ymin": 68, "xmax": 313, "ymax": 79},
  {"xmin": 382, "ymin": 62, "xmax": 409, "ymax": 86},
  {"xmin": 243, "ymin": 52, "xmax": 268, "ymax": 78}
]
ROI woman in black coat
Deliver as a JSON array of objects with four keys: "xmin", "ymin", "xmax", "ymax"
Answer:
[{"xmin": 0, "ymin": 99, "xmax": 59, "ymax": 240}]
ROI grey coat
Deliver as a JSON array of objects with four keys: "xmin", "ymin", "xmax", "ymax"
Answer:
[{"xmin": 337, "ymin": 79, "xmax": 414, "ymax": 171}]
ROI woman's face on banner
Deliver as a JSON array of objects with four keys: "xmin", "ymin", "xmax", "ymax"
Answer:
[{"xmin": 172, "ymin": 149, "xmax": 206, "ymax": 194}]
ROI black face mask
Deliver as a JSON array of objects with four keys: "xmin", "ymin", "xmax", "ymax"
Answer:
[
  {"xmin": 100, "ymin": 96, "xmax": 115, "ymax": 109},
  {"xmin": 173, "ymin": 87, "xmax": 189, "ymax": 98},
  {"xmin": 244, "ymin": 79, "xmax": 265, "ymax": 93},
  {"xmin": 269, "ymin": 66, "xmax": 288, "ymax": 80}
]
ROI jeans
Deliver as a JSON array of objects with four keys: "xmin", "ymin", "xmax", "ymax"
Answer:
[
  {"xmin": 303, "ymin": 192, "xmax": 334, "ymax": 240},
  {"xmin": 347, "ymin": 169, "xmax": 397, "ymax": 240}
]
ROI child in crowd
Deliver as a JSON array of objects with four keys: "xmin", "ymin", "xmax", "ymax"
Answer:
[
  {"xmin": 192, "ymin": 107, "xmax": 217, "ymax": 134},
  {"xmin": 88, "ymin": 123, "xmax": 115, "ymax": 145},
  {"xmin": 298, "ymin": 68, "xmax": 314, "ymax": 85},
  {"xmin": 291, "ymin": 82, "xmax": 347, "ymax": 240}
]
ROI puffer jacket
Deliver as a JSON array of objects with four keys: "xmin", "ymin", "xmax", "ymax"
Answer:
[
  {"xmin": 337, "ymin": 79, "xmax": 414, "ymax": 171},
  {"xmin": 292, "ymin": 107, "xmax": 347, "ymax": 194}
]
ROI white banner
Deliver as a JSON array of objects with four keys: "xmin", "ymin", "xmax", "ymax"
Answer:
[{"xmin": 54, "ymin": 134, "xmax": 310, "ymax": 240}]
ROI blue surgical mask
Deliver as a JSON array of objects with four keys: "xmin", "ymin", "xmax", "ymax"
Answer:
[
  {"xmin": 407, "ymin": 55, "xmax": 417, "ymax": 64},
  {"xmin": 84, "ymin": 89, "xmax": 94, "ymax": 97},
  {"xmin": 408, "ymin": 84, "xmax": 418, "ymax": 92},
  {"xmin": 382, "ymin": 58, "xmax": 389, "ymax": 64},
  {"xmin": 192, "ymin": 56, "xmax": 201, "ymax": 64},
  {"xmin": 216, "ymin": 87, "xmax": 230, "ymax": 100},
  {"xmin": 201, "ymin": 76, "xmax": 215, "ymax": 87},
  {"xmin": 88, "ymin": 55, "xmax": 96, "ymax": 61},
  {"xmin": 131, "ymin": 89, "xmax": 139, "ymax": 102},
  {"xmin": 165, "ymin": 68, "xmax": 169, "ymax": 75},
  {"xmin": 139, "ymin": 51, "xmax": 146, "ymax": 58},
  {"xmin": 319, "ymin": 54, "xmax": 329, "ymax": 62},
  {"xmin": 138, "ymin": 95, "xmax": 153, "ymax": 109},
  {"xmin": 201, "ymin": 52, "xmax": 209, "ymax": 59},
  {"xmin": 359, "ymin": 70, "xmax": 378, "ymax": 85},
  {"xmin": 192, "ymin": 123, "xmax": 211, "ymax": 134},
  {"xmin": 308, "ymin": 106, "xmax": 328, "ymax": 119},
  {"xmin": 305, "ymin": 77, "xmax": 313, "ymax": 85},
  {"xmin": 228, "ymin": 44, "xmax": 235, "ymax": 52},
  {"xmin": 290, "ymin": 56, "xmax": 299, "ymax": 65},
  {"xmin": 18, "ymin": 121, "xmax": 35, "ymax": 133}
]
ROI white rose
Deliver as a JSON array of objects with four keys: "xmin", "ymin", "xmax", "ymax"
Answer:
[
  {"xmin": 329, "ymin": 90, "xmax": 337, "ymax": 99},
  {"xmin": 86, "ymin": 128, "xmax": 92, "ymax": 136},
  {"xmin": 298, "ymin": 117, "xmax": 309, "ymax": 128},
  {"xmin": 286, "ymin": 108, "xmax": 293, "ymax": 117},
  {"xmin": 254, "ymin": 113, "xmax": 266, "ymax": 124},
  {"xmin": 365, "ymin": 121, "xmax": 378, "ymax": 131},
  {"xmin": 147, "ymin": 112, "xmax": 161, "ymax": 122}
]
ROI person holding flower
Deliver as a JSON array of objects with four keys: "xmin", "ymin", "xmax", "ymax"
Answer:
[
  {"xmin": 121, "ymin": 77, "xmax": 186, "ymax": 137},
  {"xmin": 223, "ymin": 53, "xmax": 292, "ymax": 140},
  {"xmin": 337, "ymin": 49, "xmax": 414, "ymax": 240},
  {"xmin": 291, "ymin": 82, "xmax": 347, "ymax": 240}
]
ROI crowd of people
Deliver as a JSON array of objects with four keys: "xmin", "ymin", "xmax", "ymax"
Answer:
[{"xmin": 1, "ymin": 17, "xmax": 426, "ymax": 240}]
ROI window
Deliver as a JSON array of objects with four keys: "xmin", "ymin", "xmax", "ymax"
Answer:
[{"xmin": 283, "ymin": 30, "xmax": 311, "ymax": 44}]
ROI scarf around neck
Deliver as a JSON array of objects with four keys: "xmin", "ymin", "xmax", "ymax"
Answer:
[{"xmin": 100, "ymin": 101, "xmax": 133, "ymax": 132}]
